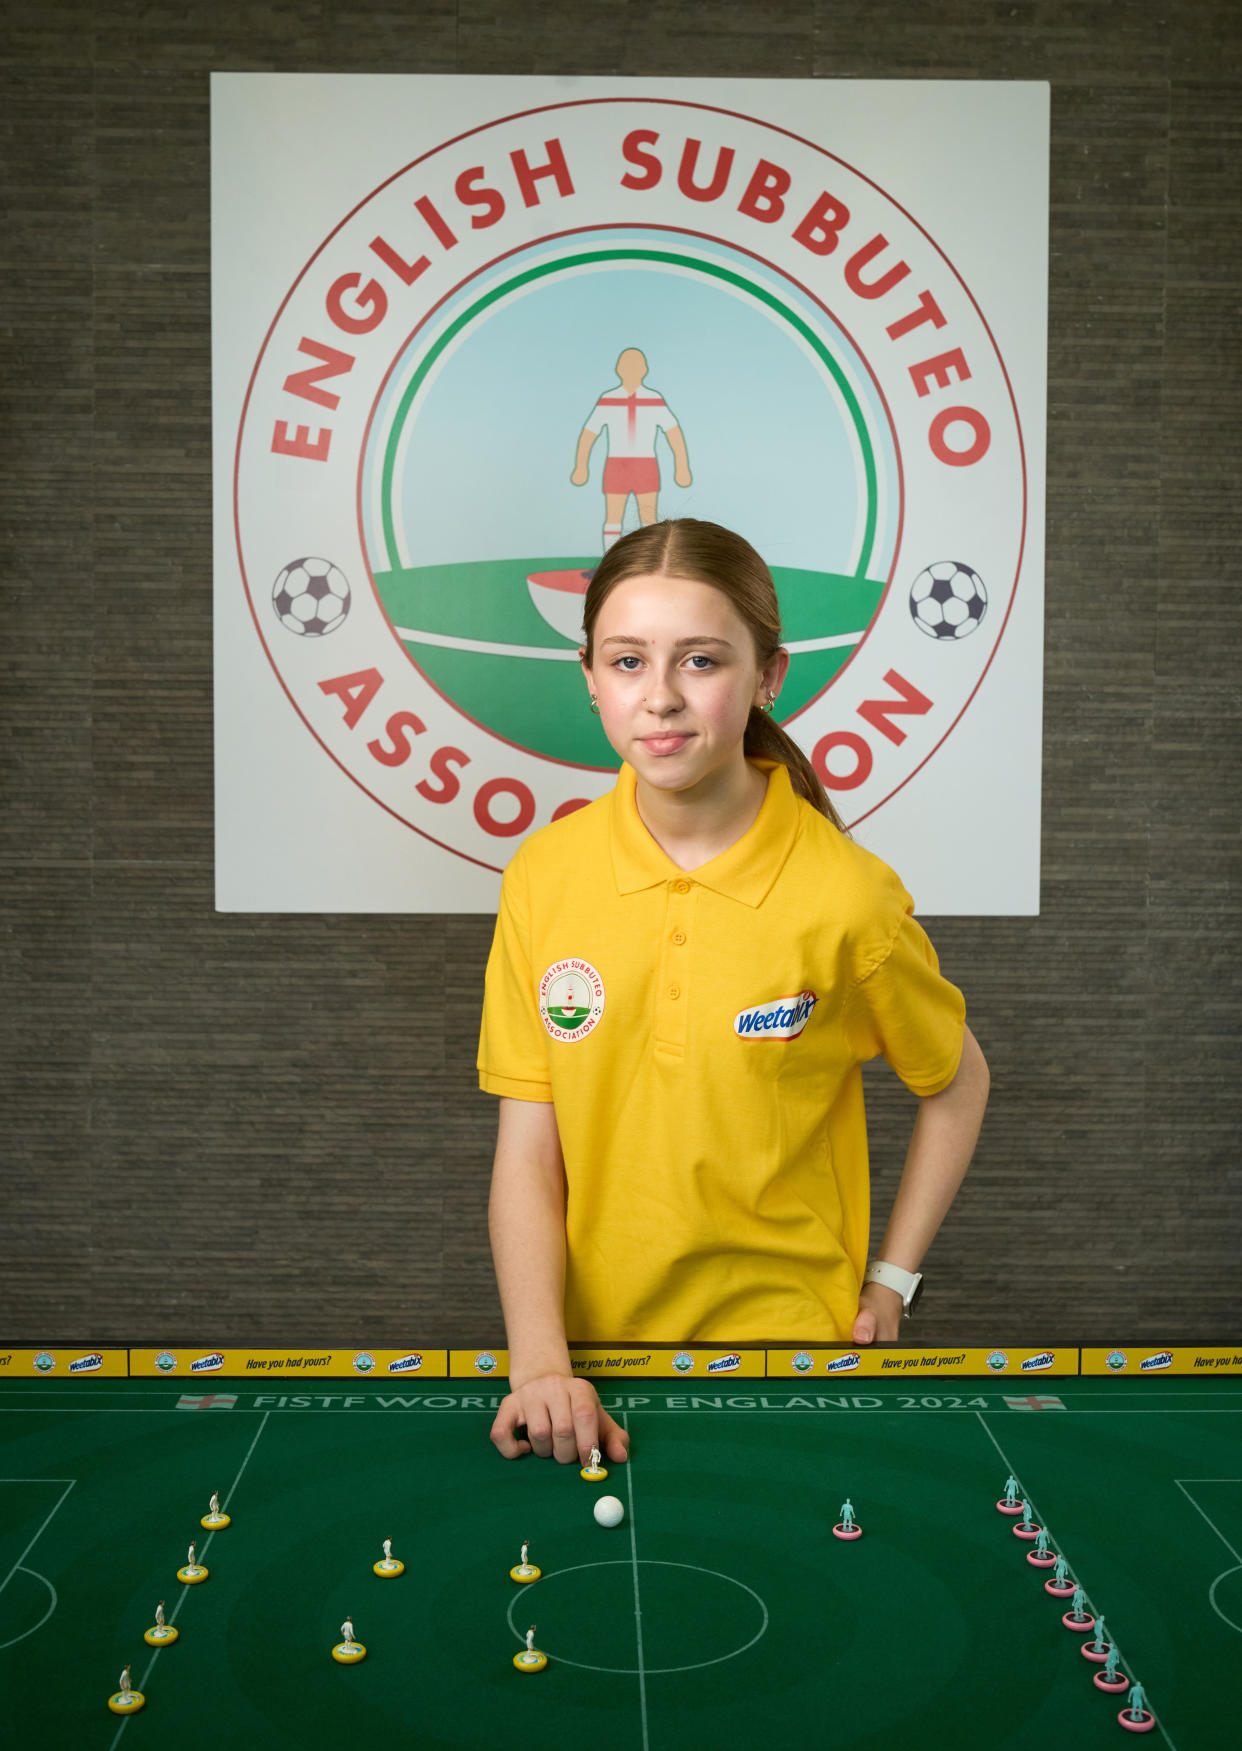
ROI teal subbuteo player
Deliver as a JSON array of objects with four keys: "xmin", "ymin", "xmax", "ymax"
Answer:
[
  {"xmin": 1033, "ymin": 1528, "xmax": 1050, "ymax": 1557},
  {"xmin": 1127, "ymin": 1680, "xmax": 1148, "ymax": 1721},
  {"xmin": 1052, "ymin": 1555, "xmax": 1070, "ymax": 1585}
]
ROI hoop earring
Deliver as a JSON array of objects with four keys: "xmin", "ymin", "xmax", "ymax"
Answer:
[
  {"xmin": 763, "ymin": 692, "xmax": 776, "ymax": 714},
  {"xmin": 589, "ymin": 696, "xmax": 600, "ymax": 715}
]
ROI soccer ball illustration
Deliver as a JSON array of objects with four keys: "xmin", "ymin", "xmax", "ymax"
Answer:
[
  {"xmin": 272, "ymin": 557, "xmax": 351, "ymax": 636},
  {"xmin": 909, "ymin": 561, "xmax": 987, "ymax": 640}
]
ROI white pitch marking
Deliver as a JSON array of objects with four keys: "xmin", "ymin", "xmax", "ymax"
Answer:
[
  {"xmin": 1174, "ymin": 1479, "xmax": 1242, "ymax": 1638},
  {"xmin": 1173, "ymin": 1480, "xmax": 1242, "ymax": 1566},
  {"xmin": 111, "ymin": 1410, "xmax": 271, "ymax": 1750},
  {"xmin": 503, "ymin": 1558, "xmax": 769, "ymax": 1675},
  {"xmin": 0, "ymin": 1479, "xmax": 76, "ymax": 1601},
  {"xmin": 621, "ymin": 1411, "xmax": 649, "ymax": 1751},
  {"xmin": 0, "ymin": 1568, "xmax": 58, "ymax": 1650}
]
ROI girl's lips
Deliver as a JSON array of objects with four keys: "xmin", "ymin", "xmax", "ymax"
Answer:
[{"xmin": 639, "ymin": 734, "xmax": 693, "ymax": 755}]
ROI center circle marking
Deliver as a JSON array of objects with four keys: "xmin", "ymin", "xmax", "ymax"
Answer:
[{"xmin": 504, "ymin": 1558, "xmax": 769, "ymax": 1674}]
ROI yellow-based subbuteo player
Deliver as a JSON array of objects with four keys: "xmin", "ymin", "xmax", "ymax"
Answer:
[{"xmin": 479, "ymin": 518, "xmax": 989, "ymax": 1471}]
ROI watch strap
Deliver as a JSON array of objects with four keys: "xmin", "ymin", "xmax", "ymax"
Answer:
[{"xmin": 863, "ymin": 1260, "xmax": 923, "ymax": 1313}]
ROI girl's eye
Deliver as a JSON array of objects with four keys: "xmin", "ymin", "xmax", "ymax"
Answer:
[
  {"xmin": 614, "ymin": 655, "xmax": 642, "ymax": 671},
  {"xmin": 686, "ymin": 655, "xmax": 716, "ymax": 670}
]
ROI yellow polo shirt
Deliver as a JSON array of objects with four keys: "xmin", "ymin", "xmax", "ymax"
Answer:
[{"xmin": 478, "ymin": 759, "xmax": 966, "ymax": 1343}]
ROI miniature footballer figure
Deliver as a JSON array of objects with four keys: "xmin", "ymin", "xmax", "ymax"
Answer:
[
  {"xmin": 187, "ymin": 1541, "xmax": 196, "ymax": 1568},
  {"xmin": 1103, "ymin": 1646, "xmax": 1122, "ymax": 1682},
  {"xmin": 511, "ymin": 1538, "xmax": 541, "ymax": 1581},
  {"xmin": 1004, "ymin": 1476, "xmax": 1020, "ymax": 1506},
  {"xmin": 108, "ymin": 1662, "xmax": 145, "ymax": 1715},
  {"xmin": 209, "ymin": 1492, "xmax": 220, "ymax": 1516},
  {"xmin": 374, "ymin": 1534, "xmax": 405, "ymax": 1577},
  {"xmin": 840, "ymin": 1499, "xmax": 855, "ymax": 1531},
  {"xmin": 513, "ymin": 1622, "xmax": 547, "ymax": 1671},
  {"xmin": 1070, "ymin": 1584, "xmax": 1088, "ymax": 1620},
  {"xmin": 1127, "ymin": 1681, "xmax": 1149, "ymax": 1721},
  {"xmin": 1033, "ymin": 1529, "xmax": 1050, "ymax": 1558},
  {"xmin": 332, "ymin": 1614, "xmax": 366, "ymax": 1662},
  {"xmin": 144, "ymin": 1596, "xmax": 179, "ymax": 1646},
  {"xmin": 1052, "ymin": 1556, "xmax": 1070, "ymax": 1586}
]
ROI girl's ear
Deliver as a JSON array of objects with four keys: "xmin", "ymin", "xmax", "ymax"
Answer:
[{"xmin": 762, "ymin": 645, "xmax": 791, "ymax": 700}]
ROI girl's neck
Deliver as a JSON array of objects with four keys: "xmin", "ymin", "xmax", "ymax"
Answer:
[{"xmin": 633, "ymin": 756, "xmax": 768, "ymax": 872}]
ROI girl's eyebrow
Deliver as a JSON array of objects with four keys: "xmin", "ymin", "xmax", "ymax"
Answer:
[{"xmin": 599, "ymin": 634, "xmax": 736, "ymax": 650}]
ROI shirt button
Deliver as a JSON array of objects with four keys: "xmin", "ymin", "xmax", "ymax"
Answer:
[
  {"xmin": 674, "ymin": 880, "xmax": 690, "ymax": 894},
  {"xmin": 671, "ymin": 930, "xmax": 686, "ymax": 946},
  {"xmin": 668, "ymin": 984, "xmax": 681, "ymax": 1000}
]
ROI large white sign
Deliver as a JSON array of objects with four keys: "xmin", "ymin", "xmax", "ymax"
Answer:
[{"xmin": 213, "ymin": 76, "xmax": 1047, "ymax": 913}]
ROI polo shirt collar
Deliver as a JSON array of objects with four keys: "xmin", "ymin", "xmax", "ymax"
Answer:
[{"xmin": 609, "ymin": 759, "xmax": 802, "ymax": 907}]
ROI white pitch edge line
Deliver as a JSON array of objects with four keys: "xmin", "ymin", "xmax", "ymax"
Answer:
[
  {"xmin": 0, "ymin": 1479, "xmax": 76, "ymax": 1599},
  {"xmin": 111, "ymin": 1409, "xmax": 271, "ymax": 1750},
  {"xmin": 973, "ymin": 1412, "xmax": 1180, "ymax": 1751},
  {"xmin": 620, "ymin": 1412, "xmax": 649, "ymax": 1751},
  {"xmin": 1173, "ymin": 1479, "xmax": 1242, "ymax": 1566}
]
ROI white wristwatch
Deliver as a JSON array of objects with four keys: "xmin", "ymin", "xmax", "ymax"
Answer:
[{"xmin": 863, "ymin": 1260, "xmax": 924, "ymax": 1316}]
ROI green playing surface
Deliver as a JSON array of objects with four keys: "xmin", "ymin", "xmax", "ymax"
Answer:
[{"xmin": 1, "ymin": 1374, "xmax": 1237, "ymax": 1749}]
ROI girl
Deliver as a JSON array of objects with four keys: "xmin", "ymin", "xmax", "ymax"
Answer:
[{"xmin": 478, "ymin": 520, "xmax": 989, "ymax": 1466}]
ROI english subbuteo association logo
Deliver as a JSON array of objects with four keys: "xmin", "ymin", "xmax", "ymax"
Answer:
[
  {"xmin": 539, "ymin": 959, "xmax": 605, "ymax": 1042},
  {"xmin": 233, "ymin": 97, "xmax": 1027, "ymax": 870}
]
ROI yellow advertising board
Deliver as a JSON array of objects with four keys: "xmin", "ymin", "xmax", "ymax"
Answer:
[
  {"xmin": 128, "ymin": 1348, "xmax": 448, "ymax": 1379},
  {"xmin": 571, "ymin": 1347, "xmax": 767, "ymax": 1380},
  {"xmin": 1080, "ymin": 1346, "xmax": 1242, "ymax": 1377},
  {"xmin": 0, "ymin": 1347, "xmax": 129, "ymax": 1378},
  {"xmin": 767, "ymin": 1346, "xmax": 1079, "ymax": 1378},
  {"xmin": 449, "ymin": 1347, "xmax": 768, "ymax": 1379}
]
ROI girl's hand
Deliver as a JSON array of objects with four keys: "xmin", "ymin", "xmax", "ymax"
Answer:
[
  {"xmin": 851, "ymin": 1281, "xmax": 904, "ymax": 1345},
  {"xmin": 490, "ymin": 1373, "xmax": 631, "ymax": 1465}
]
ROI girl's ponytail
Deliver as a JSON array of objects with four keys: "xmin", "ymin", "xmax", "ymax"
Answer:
[{"xmin": 743, "ymin": 705, "xmax": 845, "ymax": 830}]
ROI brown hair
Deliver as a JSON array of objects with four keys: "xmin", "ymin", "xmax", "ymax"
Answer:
[{"xmin": 582, "ymin": 519, "xmax": 845, "ymax": 829}]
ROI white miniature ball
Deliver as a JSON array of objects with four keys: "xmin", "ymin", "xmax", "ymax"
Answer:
[{"xmin": 593, "ymin": 1494, "xmax": 624, "ymax": 1528}]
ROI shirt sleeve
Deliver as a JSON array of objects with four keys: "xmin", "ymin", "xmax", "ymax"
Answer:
[
  {"xmin": 582, "ymin": 398, "xmax": 607, "ymax": 436},
  {"xmin": 477, "ymin": 851, "xmax": 554, "ymax": 1102},
  {"xmin": 844, "ymin": 900, "xmax": 966, "ymax": 1097}
]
